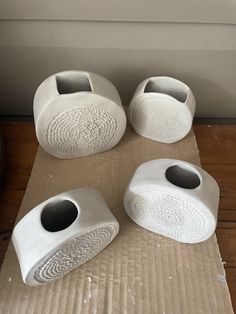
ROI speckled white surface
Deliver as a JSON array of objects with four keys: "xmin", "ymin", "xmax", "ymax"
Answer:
[
  {"xmin": 12, "ymin": 188, "xmax": 119, "ymax": 285},
  {"xmin": 129, "ymin": 76, "xmax": 196, "ymax": 143},
  {"xmin": 34, "ymin": 226, "xmax": 115, "ymax": 284},
  {"xmin": 33, "ymin": 71, "xmax": 127, "ymax": 159},
  {"xmin": 124, "ymin": 159, "xmax": 219, "ymax": 243}
]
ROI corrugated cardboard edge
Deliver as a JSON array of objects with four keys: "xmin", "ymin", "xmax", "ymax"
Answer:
[{"xmin": 0, "ymin": 128, "xmax": 233, "ymax": 313}]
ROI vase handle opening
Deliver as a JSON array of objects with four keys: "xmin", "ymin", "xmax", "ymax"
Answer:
[
  {"xmin": 56, "ymin": 72, "xmax": 92, "ymax": 94},
  {"xmin": 144, "ymin": 78, "xmax": 188, "ymax": 103}
]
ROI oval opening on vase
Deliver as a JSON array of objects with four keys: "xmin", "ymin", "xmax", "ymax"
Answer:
[
  {"xmin": 56, "ymin": 72, "xmax": 92, "ymax": 94},
  {"xmin": 41, "ymin": 199, "xmax": 78, "ymax": 232},
  {"xmin": 144, "ymin": 78, "xmax": 188, "ymax": 103},
  {"xmin": 165, "ymin": 165, "xmax": 201, "ymax": 189}
]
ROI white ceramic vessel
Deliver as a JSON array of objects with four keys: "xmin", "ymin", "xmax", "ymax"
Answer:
[
  {"xmin": 12, "ymin": 188, "xmax": 119, "ymax": 285},
  {"xmin": 129, "ymin": 76, "xmax": 196, "ymax": 143},
  {"xmin": 33, "ymin": 71, "xmax": 127, "ymax": 159},
  {"xmin": 124, "ymin": 159, "xmax": 219, "ymax": 243}
]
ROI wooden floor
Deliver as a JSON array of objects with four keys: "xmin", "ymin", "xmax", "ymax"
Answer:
[{"xmin": 0, "ymin": 123, "xmax": 235, "ymax": 311}]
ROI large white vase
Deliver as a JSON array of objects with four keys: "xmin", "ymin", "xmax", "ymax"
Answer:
[{"xmin": 34, "ymin": 71, "xmax": 127, "ymax": 159}]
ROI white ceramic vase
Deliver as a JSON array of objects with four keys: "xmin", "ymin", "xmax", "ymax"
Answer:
[
  {"xmin": 129, "ymin": 76, "xmax": 196, "ymax": 143},
  {"xmin": 12, "ymin": 188, "xmax": 119, "ymax": 285},
  {"xmin": 34, "ymin": 71, "xmax": 127, "ymax": 159},
  {"xmin": 124, "ymin": 159, "xmax": 219, "ymax": 243}
]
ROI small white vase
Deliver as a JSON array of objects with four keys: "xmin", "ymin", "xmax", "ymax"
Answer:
[
  {"xmin": 124, "ymin": 159, "xmax": 219, "ymax": 243},
  {"xmin": 33, "ymin": 71, "xmax": 127, "ymax": 159},
  {"xmin": 12, "ymin": 188, "xmax": 119, "ymax": 285},
  {"xmin": 129, "ymin": 76, "xmax": 196, "ymax": 143}
]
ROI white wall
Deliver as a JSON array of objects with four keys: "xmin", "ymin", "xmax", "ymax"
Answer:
[
  {"xmin": 1, "ymin": 0, "xmax": 236, "ymax": 23},
  {"xmin": 1, "ymin": 20, "xmax": 236, "ymax": 117}
]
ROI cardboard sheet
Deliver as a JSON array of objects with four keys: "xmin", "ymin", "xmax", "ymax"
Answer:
[{"xmin": 0, "ymin": 127, "xmax": 233, "ymax": 313}]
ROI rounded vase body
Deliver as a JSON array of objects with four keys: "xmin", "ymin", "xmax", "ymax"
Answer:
[
  {"xmin": 124, "ymin": 159, "xmax": 219, "ymax": 243},
  {"xmin": 34, "ymin": 71, "xmax": 127, "ymax": 159},
  {"xmin": 13, "ymin": 188, "xmax": 119, "ymax": 285},
  {"xmin": 129, "ymin": 76, "xmax": 196, "ymax": 143}
]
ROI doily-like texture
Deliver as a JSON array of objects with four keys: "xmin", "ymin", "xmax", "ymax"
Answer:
[
  {"xmin": 129, "ymin": 191, "xmax": 209, "ymax": 243},
  {"xmin": 46, "ymin": 106, "xmax": 117, "ymax": 157},
  {"xmin": 34, "ymin": 226, "xmax": 115, "ymax": 283},
  {"xmin": 130, "ymin": 98, "xmax": 189, "ymax": 142}
]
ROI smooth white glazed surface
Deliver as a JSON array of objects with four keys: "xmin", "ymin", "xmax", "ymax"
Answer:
[
  {"xmin": 124, "ymin": 159, "xmax": 219, "ymax": 243},
  {"xmin": 12, "ymin": 188, "xmax": 119, "ymax": 285}
]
